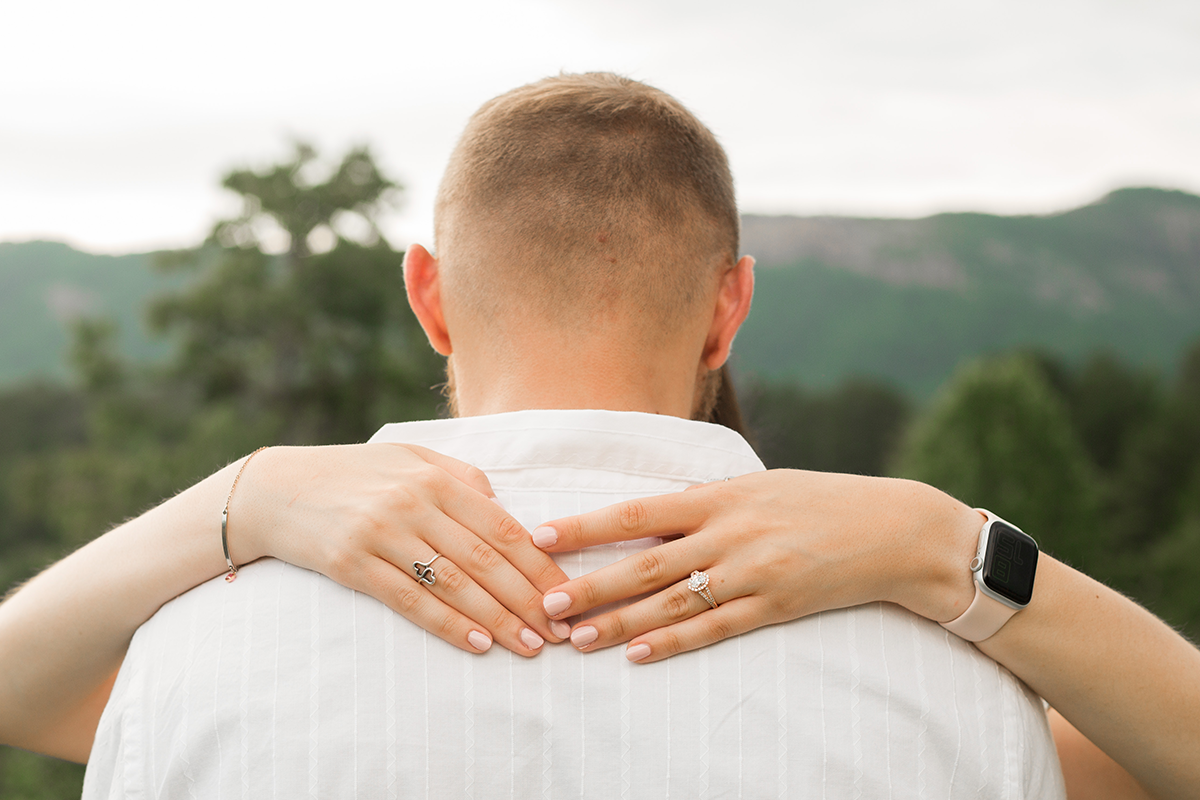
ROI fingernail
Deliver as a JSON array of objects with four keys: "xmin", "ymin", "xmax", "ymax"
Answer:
[
  {"xmin": 520, "ymin": 628, "xmax": 544, "ymax": 650},
  {"xmin": 532, "ymin": 526, "xmax": 558, "ymax": 548},
  {"xmin": 626, "ymin": 643, "xmax": 651, "ymax": 662},
  {"xmin": 570, "ymin": 625, "xmax": 598, "ymax": 648},
  {"xmin": 467, "ymin": 630, "xmax": 492, "ymax": 652},
  {"xmin": 543, "ymin": 592, "xmax": 571, "ymax": 616},
  {"xmin": 490, "ymin": 496, "xmax": 503, "ymax": 507},
  {"xmin": 549, "ymin": 620, "xmax": 571, "ymax": 639}
]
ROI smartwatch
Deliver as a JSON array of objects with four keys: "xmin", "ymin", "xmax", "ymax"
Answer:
[{"xmin": 940, "ymin": 509, "xmax": 1039, "ymax": 642}]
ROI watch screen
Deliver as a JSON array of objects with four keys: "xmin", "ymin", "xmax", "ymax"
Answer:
[{"xmin": 982, "ymin": 522, "xmax": 1038, "ymax": 606}]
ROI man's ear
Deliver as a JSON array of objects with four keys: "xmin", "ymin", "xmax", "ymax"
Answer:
[
  {"xmin": 701, "ymin": 255, "xmax": 755, "ymax": 370},
  {"xmin": 403, "ymin": 244, "xmax": 453, "ymax": 356}
]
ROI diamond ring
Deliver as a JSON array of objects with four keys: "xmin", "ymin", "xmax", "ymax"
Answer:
[{"xmin": 687, "ymin": 570, "xmax": 718, "ymax": 610}]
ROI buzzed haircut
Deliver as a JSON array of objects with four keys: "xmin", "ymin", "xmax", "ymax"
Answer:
[{"xmin": 434, "ymin": 72, "xmax": 739, "ymax": 331}]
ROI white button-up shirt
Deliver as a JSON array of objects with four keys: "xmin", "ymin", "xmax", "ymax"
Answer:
[{"xmin": 85, "ymin": 410, "xmax": 1064, "ymax": 798}]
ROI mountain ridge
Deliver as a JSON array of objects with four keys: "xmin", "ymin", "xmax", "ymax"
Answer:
[
  {"xmin": 732, "ymin": 187, "xmax": 1200, "ymax": 395},
  {"xmin": 3, "ymin": 187, "xmax": 1198, "ymax": 396}
]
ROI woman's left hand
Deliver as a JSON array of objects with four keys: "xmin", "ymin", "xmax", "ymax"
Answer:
[{"xmin": 532, "ymin": 469, "xmax": 982, "ymax": 663}]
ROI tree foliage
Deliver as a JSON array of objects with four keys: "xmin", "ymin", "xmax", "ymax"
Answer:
[
  {"xmin": 741, "ymin": 377, "xmax": 910, "ymax": 475},
  {"xmin": 892, "ymin": 345, "xmax": 1200, "ymax": 638},
  {"xmin": 1, "ymin": 143, "xmax": 448, "ymax": 792},
  {"xmin": 148, "ymin": 143, "xmax": 443, "ymax": 446},
  {"xmin": 894, "ymin": 355, "xmax": 1102, "ymax": 570}
]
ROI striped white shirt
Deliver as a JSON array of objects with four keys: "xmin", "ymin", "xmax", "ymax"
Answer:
[{"xmin": 85, "ymin": 409, "xmax": 1065, "ymax": 798}]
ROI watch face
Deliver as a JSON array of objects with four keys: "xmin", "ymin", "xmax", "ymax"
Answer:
[{"xmin": 982, "ymin": 521, "xmax": 1038, "ymax": 606}]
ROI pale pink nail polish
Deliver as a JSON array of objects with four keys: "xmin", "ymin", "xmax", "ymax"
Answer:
[
  {"xmin": 570, "ymin": 625, "xmax": 598, "ymax": 648},
  {"xmin": 531, "ymin": 526, "xmax": 558, "ymax": 548},
  {"xmin": 543, "ymin": 592, "xmax": 571, "ymax": 616},
  {"xmin": 626, "ymin": 643, "xmax": 651, "ymax": 662},
  {"xmin": 549, "ymin": 620, "xmax": 571, "ymax": 639},
  {"xmin": 520, "ymin": 628, "xmax": 544, "ymax": 650},
  {"xmin": 467, "ymin": 631, "xmax": 492, "ymax": 652}
]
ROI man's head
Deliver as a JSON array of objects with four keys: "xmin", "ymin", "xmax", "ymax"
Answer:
[{"xmin": 405, "ymin": 72, "xmax": 754, "ymax": 420}]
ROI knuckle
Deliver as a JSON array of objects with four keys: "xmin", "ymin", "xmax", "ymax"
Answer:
[
  {"xmin": 606, "ymin": 614, "xmax": 628, "ymax": 641},
  {"xmin": 435, "ymin": 563, "xmax": 470, "ymax": 594},
  {"xmin": 663, "ymin": 589, "xmax": 694, "ymax": 622},
  {"xmin": 575, "ymin": 579, "xmax": 604, "ymax": 610},
  {"xmin": 414, "ymin": 463, "xmax": 447, "ymax": 491},
  {"xmin": 521, "ymin": 592, "xmax": 549, "ymax": 620},
  {"xmin": 533, "ymin": 561, "xmax": 566, "ymax": 589},
  {"xmin": 705, "ymin": 614, "xmax": 735, "ymax": 643},
  {"xmin": 632, "ymin": 549, "xmax": 669, "ymax": 587},
  {"xmin": 346, "ymin": 505, "xmax": 386, "ymax": 539},
  {"xmin": 491, "ymin": 515, "xmax": 526, "ymax": 547},
  {"xmin": 463, "ymin": 464, "xmax": 488, "ymax": 488},
  {"xmin": 468, "ymin": 540, "xmax": 504, "ymax": 574},
  {"xmin": 384, "ymin": 485, "xmax": 421, "ymax": 515},
  {"xmin": 487, "ymin": 605, "xmax": 512, "ymax": 632},
  {"xmin": 617, "ymin": 500, "xmax": 651, "ymax": 534},
  {"xmin": 657, "ymin": 629, "xmax": 683, "ymax": 656},
  {"xmin": 326, "ymin": 545, "xmax": 361, "ymax": 583},
  {"xmin": 392, "ymin": 585, "xmax": 424, "ymax": 616},
  {"xmin": 435, "ymin": 609, "xmax": 459, "ymax": 637}
]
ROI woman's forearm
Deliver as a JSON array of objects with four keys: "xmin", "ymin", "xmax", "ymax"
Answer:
[
  {"xmin": 533, "ymin": 473, "xmax": 1200, "ymax": 798},
  {"xmin": 975, "ymin": 554, "xmax": 1200, "ymax": 800},
  {"xmin": 0, "ymin": 459, "xmax": 242, "ymax": 761},
  {"xmin": 0, "ymin": 443, "xmax": 568, "ymax": 763}
]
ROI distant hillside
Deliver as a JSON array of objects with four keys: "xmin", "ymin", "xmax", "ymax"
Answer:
[
  {"xmin": 3, "ymin": 187, "xmax": 1199, "ymax": 396},
  {"xmin": 0, "ymin": 241, "xmax": 183, "ymax": 386},
  {"xmin": 735, "ymin": 187, "xmax": 1200, "ymax": 396}
]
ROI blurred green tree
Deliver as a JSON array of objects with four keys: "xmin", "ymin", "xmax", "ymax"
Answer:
[
  {"xmin": 1108, "ymin": 342, "xmax": 1200, "ymax": 549},
  {"xmin": 741, "ymin": 377, "xmax": 910, "ymax": 475},
  {"xmin": 147, "ymin": 143, "xmax": 443, "ymax": 446},
  {"xmin": 1, "ymin": 143, "xmax": 446, "ymax": 795},
  {"xmin": 894, "ymin": 354, "xmax": 1102, "ymax": 571}
]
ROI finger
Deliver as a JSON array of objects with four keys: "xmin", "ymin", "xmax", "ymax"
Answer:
[
  {"xmin": 406, "ymin": 553, "xmax": 550, "ymax": 656},
  {"xmin": 355, "ymin": 556, "xmax": 498, "ymax": 655},
  {"xmin": 562, "ymin": 573, "xmax": 727, "ymax": 651},
  {"xmin": 533, "ymin": 487, "xmax": 722, "ymax": 553},
  {"xmin": 401, "ymin": 444, "xmax": 496, "ymax": 498},
  {"xmin": 422, "ymin": 518, "xmax": 567, "ymax": 642},
  {"xmin": 623, "ymin": 597, "xmax": 766, "ymax": 664},
  {"xmin": 541, "ymin": 537, "xmax": 707, "ymax": 620},
  {"xmin": 431, "ymin": 473, "xmax": 570, "ymax": 594}
]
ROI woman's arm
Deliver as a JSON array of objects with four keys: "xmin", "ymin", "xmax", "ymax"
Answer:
[
  {"xmin": 532, "ymin": 470, "xmax": 1200, "ymax": 799},
  {"xmin": 0, "ymin": 443, "xmax": 567, "ymax": 762}
]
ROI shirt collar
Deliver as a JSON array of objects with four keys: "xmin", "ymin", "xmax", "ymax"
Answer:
[{"xmin": 369, "ymin": 409, "xmax": 765, "ymax": 489}]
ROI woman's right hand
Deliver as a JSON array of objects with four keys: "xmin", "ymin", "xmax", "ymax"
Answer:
[{"xmin": 231, "ymin": 443, "xmax": 572, "ymax": 655}]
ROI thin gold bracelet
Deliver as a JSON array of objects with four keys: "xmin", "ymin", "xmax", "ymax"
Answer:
[{"xmin": 221, "ymin": 446, "xmax": 268, "ymax": 583}]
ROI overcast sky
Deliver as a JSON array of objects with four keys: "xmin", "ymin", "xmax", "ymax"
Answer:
[{"xmin": 2, "ymin": 0, "xmax": 1198, "ymax": 254}]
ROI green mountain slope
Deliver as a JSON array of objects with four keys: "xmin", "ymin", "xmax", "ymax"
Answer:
[
  {"xmin": 735, "ymin": 188, "xmax": 1200, "ymax": 396},
  {"xmin": 3, "ymin": 187, "xmax": 1198, "ymax": 396},
  {"xmin": 0, "ymin": 241, "xmax": 182, "ymax": 385}
]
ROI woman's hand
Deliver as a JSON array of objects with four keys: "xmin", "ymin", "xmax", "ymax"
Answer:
[
  {"xmin": 231, "ymin": 443, "xmax": 571, "ymax": 656},
  {"xmin": 0, "ymin": 442, "xmax": 569, "ymax": 762},
  {"xmin": 532, "ymin": 469, "xmax": 982, "ymax": 662}
]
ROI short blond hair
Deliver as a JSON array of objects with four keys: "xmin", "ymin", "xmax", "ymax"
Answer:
[{"xmin": 434, "ymin": 72, "xmax": 738, "ymax": 330}]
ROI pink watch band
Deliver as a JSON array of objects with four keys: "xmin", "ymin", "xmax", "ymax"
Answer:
[
  {"xmin": 939, "ymin": 509, "xmax": 1023, "ymax": 643},
  {"xmin": 940, "ymin": 582, "xmax": 1019, "ymax": 642}
]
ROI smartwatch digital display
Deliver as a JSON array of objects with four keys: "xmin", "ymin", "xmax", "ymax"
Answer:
[
  {"xmin": 981, "ymin": 520, "xmax": 1038, "ymax": 607},
  {"xmin": 941, "ymin": 509, "xmax": 1039, "ymax": 642}
]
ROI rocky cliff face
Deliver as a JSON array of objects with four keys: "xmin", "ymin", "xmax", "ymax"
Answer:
[{"xmin": 741, "ymin": 187, "xmax": 1200, "ymax": 312}]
